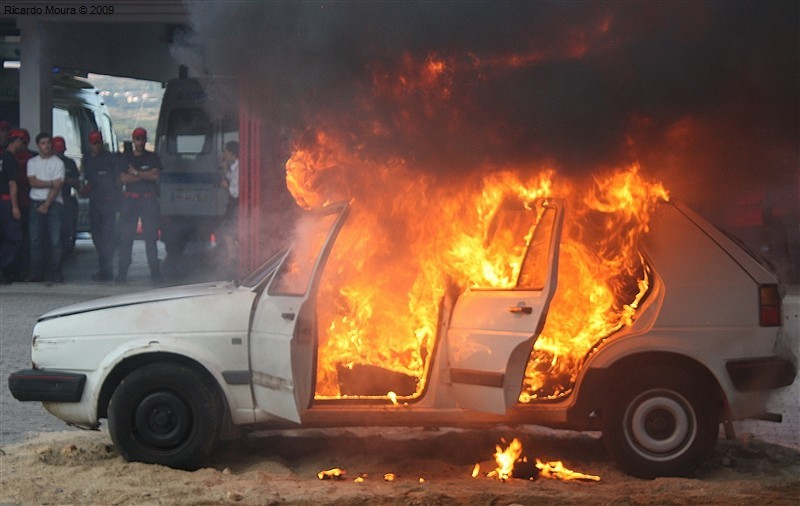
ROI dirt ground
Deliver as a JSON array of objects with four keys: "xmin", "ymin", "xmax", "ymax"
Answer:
[{"xmin": 0, "ymin": 425, "xmax": 797, "ymax": 505}]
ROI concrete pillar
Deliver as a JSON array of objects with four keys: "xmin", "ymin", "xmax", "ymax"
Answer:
[{"xmin": 18, "ymin": 20, "xmax": 53, "ymax": 135}]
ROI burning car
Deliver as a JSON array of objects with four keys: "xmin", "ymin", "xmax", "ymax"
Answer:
[{"xmin": 8, "ymin": 169, "xmax": 797, "ymax": 479}]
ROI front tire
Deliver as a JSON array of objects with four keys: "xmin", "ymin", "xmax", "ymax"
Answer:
[
  {"xmin": 602, "ymin": 366, "xmax": 720, "ymax": 478},
  {"xmin": 108, "ymin": 362, "xmax": 223, "ymax": 470}
]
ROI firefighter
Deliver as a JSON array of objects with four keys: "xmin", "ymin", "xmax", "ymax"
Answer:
[
  {"xmin": 82, "ymin": 131, "xmax": 122, "ymax": 281},
  {"xmin": 117, "ymin": 127, "xmax": 162, "ymax": 283}
]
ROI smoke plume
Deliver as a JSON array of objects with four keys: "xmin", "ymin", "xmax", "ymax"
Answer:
[{"xmin": 175, "ymin": 1, "xmax": 799, "ymax": 278}]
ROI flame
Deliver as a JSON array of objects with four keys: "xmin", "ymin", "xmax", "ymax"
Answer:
[
  {"xmin": 479, "ymin": 438, "xmax": 601, "ymax": 482},
  {"xmin": 487, "ymin": 438, "xmax": 524, "ymax": 482},
  {"xmin": 284, "ymin": 50, "xmax": 669, "ymax": 402},
  {"xmin": 520, "ymin": 164, "xmax": 668, "ymax": 401},
  {"xmin": 317, "ymin": 468, "xmax": 346, "ymax": 480},
  {"xmin": 536, "ymin": 459, "xmax": 601, "ymax": 482}
]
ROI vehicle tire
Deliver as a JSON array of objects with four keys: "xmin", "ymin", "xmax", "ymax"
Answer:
[
  {"xmin": 601, "ymin": 366, "xmax": 720, "ymax": 478},
  {"xmin": 108, "ymin": 362, "xmax": 223, "ymax": 470}
]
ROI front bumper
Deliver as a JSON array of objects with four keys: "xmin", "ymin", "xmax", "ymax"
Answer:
[
  {"xmin": 725, "ymin": 357, "xmax": 797, "ymax": 391},
  {"xmin": 8, "ymin": 369, "xmax": 86, "ymax": 402}
]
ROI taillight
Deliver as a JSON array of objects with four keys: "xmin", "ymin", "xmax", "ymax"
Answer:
[{"xmin": 759, "ymin": 284, "xmax": 781, "ymax": 326}]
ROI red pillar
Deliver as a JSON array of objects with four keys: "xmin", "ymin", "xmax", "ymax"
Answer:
[{"xmin": 238, "ymin": 100, "xmax": 261, "ymax": 274}]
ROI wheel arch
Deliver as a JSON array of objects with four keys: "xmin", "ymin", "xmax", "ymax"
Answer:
[
  {"xmin": 97, "ymin": 352, "xmax": 232, "ymax": 427},
  {"xmin": 573, "ymin": 351, "xmax": 727, "ymax": 428}
]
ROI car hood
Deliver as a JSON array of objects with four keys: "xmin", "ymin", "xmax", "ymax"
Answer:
[{"xmin": 39, "ymin": 280, "xmax": 242, "ymax": 320}]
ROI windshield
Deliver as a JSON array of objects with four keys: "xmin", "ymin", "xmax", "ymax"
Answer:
[
  {"xmin": 239, "ymin": 248, "xmax": 289, "ymax": 288},
  {"xmin": 167, "ymin": 108, "xmax": 212, "ymax": 155}
]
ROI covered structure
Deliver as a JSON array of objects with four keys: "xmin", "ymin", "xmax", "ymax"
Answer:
[{"xmin": 1, "ymin": 2, "xmax": 282, "ymax": 272}]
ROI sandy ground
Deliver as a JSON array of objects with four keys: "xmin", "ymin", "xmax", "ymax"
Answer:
[{"xmin": 1, "ymin": 425, "xmax": 798, "ymax": 505}]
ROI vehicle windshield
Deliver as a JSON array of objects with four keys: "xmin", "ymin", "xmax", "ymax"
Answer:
[
  {"xmin": 238, "ymin": 248, "xmax": 289, "ymax": 288},
  {"xmin": 167, "ymin": 108, "xmax": 212, "ymax": 155}
]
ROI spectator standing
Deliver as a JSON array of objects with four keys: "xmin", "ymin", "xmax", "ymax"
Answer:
[
  {"xmin": 26, "ymin": 132, "xmax": 65, "ymax": 284},
  {"xmin": 0, "ymin": 130, "xmax": 24, "ymax": 284},
  {"xmin": 52, "ymin": 136, "xmax": 81, "ymax": 255},
  {"xmin": 117, "ymin": 127, "xmax": 162, "ymax": 283},
  {"xmin": 82, "ymin": 130, "xmax": 121, "ymax": 281},
  {"xmin": 7, "ymin": 128, "xmax": 37, "ymax": 280},
  {"xmin": 218, "ymin": 140, "xmax": 240, "ymax": 266}
]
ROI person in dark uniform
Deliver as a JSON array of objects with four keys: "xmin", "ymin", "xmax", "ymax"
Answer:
[
  {"xmin": 52, "ymin": 136, "xmax": 80, "ymax": 257},
  {"xmin": 0, "ymin": 130, "xmax": 24, "ymax": 284},
  {"xmin": 82, "ymin": 131, "xmax": 121, "ymax": 281},
  {"xmin": 6, "ymin": 128, "xmax": 36, "ymax": 281},
  {"xmin": 117, "ymin": 127, "xmax": 162, "ymax": 283}
]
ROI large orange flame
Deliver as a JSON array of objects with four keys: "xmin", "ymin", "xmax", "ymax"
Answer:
[
  {"xmin": 284, "ymin": 49, "xmax": 668, "ymax": 401},
  {"xmin": 286, "ymin": 129, "xmax": 666, "ymax": 401}
]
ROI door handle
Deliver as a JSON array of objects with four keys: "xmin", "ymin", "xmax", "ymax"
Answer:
[
  {"xmin": 281, "ymin": 312, "xmax": 295, "ymax": 321},
  {"xmin": 508, "ymin": 305, "xmax": 533, "ymax": 314}
]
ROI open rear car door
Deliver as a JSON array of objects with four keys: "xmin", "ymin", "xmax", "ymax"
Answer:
[
  {"xmin": 447, "ymin": 199, "xmax": 563, "ymax": 414},
  {"xmin": 249, "ymin": 202, "xmax": 349, "ymax": 423}
]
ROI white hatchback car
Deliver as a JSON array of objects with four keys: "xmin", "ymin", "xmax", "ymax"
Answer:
[{"xmin": 9, "ymin": 199, "xmax": 796, "ymax": 478}]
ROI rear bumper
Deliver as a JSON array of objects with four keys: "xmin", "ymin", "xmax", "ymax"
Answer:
[
  {"xmin": 725, "ymin": 357, "xmax": 797, "ymax": 391},
  {"xmin": 8, "ymin": 369, "xmax": 86, "ymax": 402}
]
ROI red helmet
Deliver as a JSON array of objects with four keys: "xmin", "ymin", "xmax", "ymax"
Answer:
[
  {"xmin": 8, "ymin": 129, "xmax": 25, "ymax": 141},
  {"xmin": 52, "ymin": 136, "xmax": 66, "ymax": 153},
  {"xmin": 132, "ymin": 127, "xmax": 147, "ymax": 140},
  {"xmin": 88, "ymin": 131, "xmax": 103, "ymax": 144}
]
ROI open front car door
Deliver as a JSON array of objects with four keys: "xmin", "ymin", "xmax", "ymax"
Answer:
[
  {"xmin": 249, "ymin": 202, "xmax": 349, "ymax": 423},
  {"xmin": 447, "ymin": 199, "xmax": 563, "ymax": 414}
]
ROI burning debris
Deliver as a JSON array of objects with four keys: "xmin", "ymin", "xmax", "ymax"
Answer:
[
  {"xmin": 336, "ymin": 363, "xmax": 417, "ymax": 397},
  {"xmin": 317, "ymin": 468, "xmax": 346, "ymax": 480},
  {"xmin": 475, "ymin": 438, "xmax": 601, "ymax": 482},
  {"xmin": 317, "ymin": 470, "xmax": 425, "ymax": 484},
  {"xmin": 536, "ymin": 459, "xmax": 601, "ymax": 482}
]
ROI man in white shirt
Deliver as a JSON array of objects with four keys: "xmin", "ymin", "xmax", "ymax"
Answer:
[{"xmin": 26, "ymin": 132, "xmax": 65, "ymax": 283}]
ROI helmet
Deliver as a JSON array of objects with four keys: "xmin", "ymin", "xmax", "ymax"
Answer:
[
  {"xmin": 88, "ymin": 131, "xmax": 103, "ymax": 144},
  {"xmin": 8, "ymin": 129, "xmax": 25, "ymax": 141},
  {"xmin": 52, "ymin": 136, "xmax": 66, "ymax": 153}
]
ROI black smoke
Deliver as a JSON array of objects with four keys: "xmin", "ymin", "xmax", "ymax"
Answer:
[{"xmin": 176, "ymin": 1, "xmax": 799, "ymax": 280}]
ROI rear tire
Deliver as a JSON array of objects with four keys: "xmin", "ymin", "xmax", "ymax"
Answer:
[
  {"xmin": 602, "ymin": 366, "xmax": 720, "ymax": 478},
  {"xmin": 108, "ymin": 362, "xmax": 223, "ymax": 470}
]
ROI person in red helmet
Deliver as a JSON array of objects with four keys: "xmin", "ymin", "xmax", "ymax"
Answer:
[
  {"xmin": 6, "ymin": 128, "xmax": 37, "ymax": 281},
  {"xmin": 117, "ymin": 127, "xmax": 162, "ymax": 283},
  {"xmin": 82, "ymin": 130, "xmax": 122, "ymax": 281},
  {"xmin": 52, "ymin": 136, "xmax": 81, "ymax": 256},
  {"xmin": 0, "ymin": 129, "xmax": 24, "ymax": 283}
]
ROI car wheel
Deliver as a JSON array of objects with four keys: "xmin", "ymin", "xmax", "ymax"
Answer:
[
  {"xmin": 108, "ymin": 362, "xmax": 223, "ymax": 470},
  {"xmin": 602, "ymin": 366, "xmax": 720, "ymax": 478}
]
